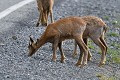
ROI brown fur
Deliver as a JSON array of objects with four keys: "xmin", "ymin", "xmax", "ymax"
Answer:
[
  {"xmin": 28, "ymin": 16, "xmax": 108, "ymax": 67},
  {"xmin": 36, "ymin": 0, "xmax": 54, "ymax": 26},
  {"xmin": 73, "ymin": 16, "xmax": 108, "ymax": 67},
  {"xmin": 28, "ymin": 16, "xmax": 88, "ymax": 67}
]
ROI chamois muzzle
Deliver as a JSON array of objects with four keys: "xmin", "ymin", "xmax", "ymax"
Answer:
[{"xmin": 28, "ymin": 36, "xmax": 36, "ymax": 56}]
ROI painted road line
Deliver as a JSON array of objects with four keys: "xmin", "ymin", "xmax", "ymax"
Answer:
[{"xmin": 0, "ymin": 0, "xmax": 35, "ymax": 19}]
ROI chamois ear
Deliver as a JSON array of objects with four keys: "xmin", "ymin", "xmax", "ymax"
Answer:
[
  {"xmin": 37, "ymin": 39, "xmax": 39, "ymax": 42},
  {"xmin": 36, "ymin": 39, "xmax": 39, "ymax": 45},
  {"xmin": 29, "ymin": 35, "xmax": 34, "ymax": 43},
  {"xmin": 29, "ymin": 42, "xmax": 31, "ymax": 46}
]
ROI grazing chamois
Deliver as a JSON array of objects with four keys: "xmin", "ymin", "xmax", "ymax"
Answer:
[
  {"xmin": 28, "ymin": 16, "xmax": 88, "ymax": 67},
  {"xmin": 28, "ymin": 16, "xmax": 108, "ymax": 67},
  {"xmin": 73, "ymin": 16, "xmax": 108, "ymax": 67},
  {"xmin": 36, "ymin": 0, "xmax": 54, "ymax": 26}
]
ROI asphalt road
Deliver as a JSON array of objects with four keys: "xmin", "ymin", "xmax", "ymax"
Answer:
[
  {"xmin": 0, "ymin": 0, "xmax": 23, "ymax": 12},
  {"xmin": 0, "ymin": 0, "xmax": 62, "ymax": 33},
  {"xmin": 0, "ymin": 0, "xmax": 120, "ymax": 80}
]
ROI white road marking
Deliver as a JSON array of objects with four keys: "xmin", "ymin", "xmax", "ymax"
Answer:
[{"xmin": 0, "ymin": 0, "xmax": 35, "ymax": 19}]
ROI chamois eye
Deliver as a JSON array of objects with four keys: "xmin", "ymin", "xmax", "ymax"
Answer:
[{"xmin": 28, "ymin": 45, "xmax": 30, "ymax": 48}]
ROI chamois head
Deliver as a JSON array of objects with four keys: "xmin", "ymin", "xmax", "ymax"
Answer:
[{"xmin": 28, "ymin": 36, "xmax": 39, "ymax": 56}]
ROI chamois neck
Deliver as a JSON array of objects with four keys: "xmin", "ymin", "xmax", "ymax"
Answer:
[{"xmin": 36, "ymin": 34, "xmax": 47, "ymax": 49}]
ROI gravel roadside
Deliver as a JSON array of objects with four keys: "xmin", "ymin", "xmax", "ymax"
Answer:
[{"xmin": 0, "ymin": 0, "xmax": 120, "ymax": 80}]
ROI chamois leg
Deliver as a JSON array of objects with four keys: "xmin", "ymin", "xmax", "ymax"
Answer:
[
  {"xmin": 45, "ymin": 11, "xmax": 49, "ymax": 26},
  {"xmin": 76, "ymin": 44, "xmax": 84, "ymax": 66},
  {"xmin": 36, "ymin": 12, "xmax": 41, "ymax": 27},
  {"xmin": 52, "ymin": 38, "xmax": 59, "ymax": 62},
  {"xmin": 72, "ymin": 41, "xmax": 77, "ymax": 57},
  {"xmin": 58, "ymin": 42, "xmax": 66, "ymax": 63},
  {"xmin": 91, "ymin": 37, "xmax": 106, "ymax": 67},
  {"xmin": 75, "ymin": 36, "xmax": 88, "ymax": 67},
  {"xmin": 50, "ymin": 9, "xmax": 54, "ymax": 23},
  {"xmin": 72, "ymin": 38, "xmax": 92, "ymax": 61},
  {"xmin": 100, "ymin": 35, "xmax": 108, "ymax": 55},
  {"xmin": 83, "ymin": 38, "xmax": 92, "ymax": 61}
]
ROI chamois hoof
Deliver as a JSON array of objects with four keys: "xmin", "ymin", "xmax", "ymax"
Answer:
[
  {"xmin": 72, "ymin": 52, "xmax": 77, "ymax": 58},
  {"xmin": 79, "ymin": 62, "xmax": 87, "ymax": 68},
  {"xmin": 60, "ymin": 60, "xmax": 65, "ymax": 63},
  {"xmin": 41, "ymin": 23, "xmax": 47, "ymax": 26},
  {"xmin": 80, "ymin": 64, "xmax": 87, "ymax": 68},
  {"xmin": 87, "ymin": 57, "xmax": 92, "ymax": 61},
  {"xmin": 60, "ymin": 56, "xmax": 66, "ymax": 63},
  {"xmin": 75, "ymin": 63, "xmax": 81, "ymax": 67},
  {"xmin": 36, "ymin": 23, "xmax": 40, "ymax": 27},
  {"xmin": 52, "ymin": 58, "xmax": 56, "ymax": 62},
  {"xmin": 98, "ymin": 62, "xmax": 105, "ymax": 67}
]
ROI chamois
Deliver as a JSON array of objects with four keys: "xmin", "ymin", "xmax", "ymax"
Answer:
[
  {"xmin": 73, "ymin": 16, "xmax": 108, "ymax": 67},
  {"xmin": 28, "ymin": 16, "xmax": 108, "ymax": 67},
  {"xmin": 28, "ymin": 16, "xmax": 88, "ymax": 67},
  {"xmin": 36, "ymin": 0, "xmax": 54, "ymax": 26}
]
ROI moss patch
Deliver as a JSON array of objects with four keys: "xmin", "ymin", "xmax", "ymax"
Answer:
[
  {"xmin": 96, "ymin": 74, "xmax": 118, "ymax": 80},
  {"xmin": 107, "ymin": 32, "xmax": 119, "ymax": 37},
  {"xmin": 88, "ymin": 39, "xmax": 95, "ymax": 49},
  {"xmin": 107, "ymin": 48, "xmax": 120, "ymax": 64},
  {"xmin": 103, "ymin": 15, "xmax": 110, "ymax": 20},
  {"xmin": 112, "ymin": 18, "xmax": 120, "ymax": 28}
]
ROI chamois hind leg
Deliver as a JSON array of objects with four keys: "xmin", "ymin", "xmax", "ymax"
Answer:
[
  {"xmin": 45, "ymin": 10, "xmax": 50, "ymax": 26},
  {"xmin": 72, "ymin": 38, "xmax": 92, "ymax": 61},
  {"xmin": 75, "ymin": 36, "xmax": 88, "ymax": 68},
  {"xmin": 50, "ymin": 9, "xmax": 54, "ymax": 23},
  {"xmin": 91, "ymin": 37, "xmax": 106, "ymax": 67},
  {"xmin": 36, "ymin": 12, "xmax": 41, "ymax": 27},
  {"xmin": 58, "ymin": 42, "xmax": 66, "ymax": 63},
  {"xmin": 84, "ymin": 38, "xmax": 92, "ymax": 61},
  {"xmin": 100, "ymin": 34, "xmax": 108, "ymax": 55}
]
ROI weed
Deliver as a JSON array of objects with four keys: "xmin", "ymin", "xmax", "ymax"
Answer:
[
  {"xmin": 107, "ymin": 48, "xmax": 120, "ymax": 64},
  {"xmin": 88, "ymin": 39, "xmax": 95, "ymax": 49},
  {"xmin": 112, "ymin": 20, "xmax": 120, "ymax": 28},
  {"xmin": 107, "ymin": 32, "xmax": 119, "ymax": 37},
  {"xmin": 96, "ymin": 74, "xmax": 118, "ymax": 80},
  {"xmin": 103, "ymin": 16, "xmax": 109, "ymax": 20}
]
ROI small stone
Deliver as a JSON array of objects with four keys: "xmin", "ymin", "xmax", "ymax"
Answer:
[{"xmin": 12, "ymin": 36, "xmax": 17, "ymax": 40}]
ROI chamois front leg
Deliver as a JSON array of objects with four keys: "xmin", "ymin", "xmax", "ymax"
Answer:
[
  {"xmin": 58, "ymin": 42, "xmax": 66, "ymax": 63},
  {"xmin": 75, "ymin": 43, "xmax": 84, "ymax": 66},
  {"xmin": 52, "ymin": 37, "xmax": 59, "ymax": 62},
  {"xmin": 72, "ymin": 41, "xmax": 77, "ymax": 57},
  {"xmin": 75, "ymin": 36, "xmax": 88, "ymax": 68},
  {"xmin": 36, "ymin": 12, "xmax": 41, "ymax": 27},
  {"xmin": 72, "ymin": 38, "xmax": 92, "ymax": 61}
]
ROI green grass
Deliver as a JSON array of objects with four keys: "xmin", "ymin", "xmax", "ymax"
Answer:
[
  {"xmin": 96, "ymin": 74, "xmax": 118, "ymax": 80},
  {"xmin": 93, "ymin": 40, "xmax": 120, "ymax": 64},
  {"xmin": 87, "ymin": 39, "xmax": 120, "ymax": 64},
  {"xmin": 88, "ymin": 39, "xmax": 95, "ymax": 49},
  {"xmin": 107, "ymin": 48, "xmax": 120, "ymax": 64},
  {"xmin": 103, "ymin": 16, "xmax": 110, "ymax": 20},
  {"xmin": 112, "ymin": 20, "xmax": 120, "ymax": 28},
  {"xmin": 107, "ymin": 32, "xmax": 119, "ymax": 37},
  {"xmin": 110, "ymin": 42, "xmax": 120, "ymax": 48}
]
